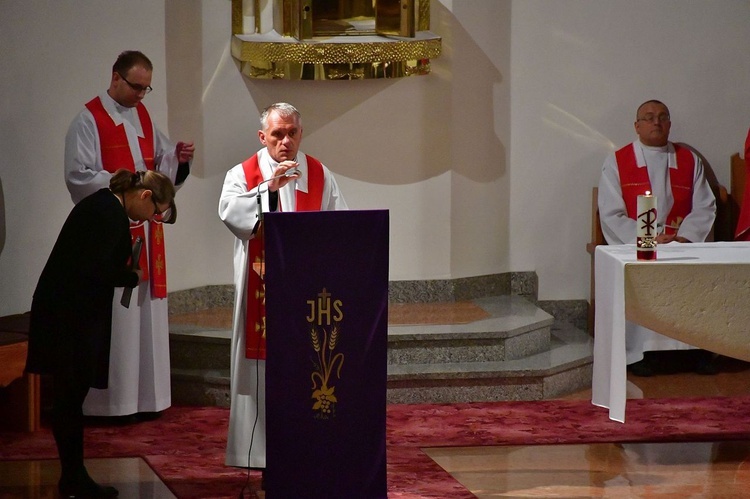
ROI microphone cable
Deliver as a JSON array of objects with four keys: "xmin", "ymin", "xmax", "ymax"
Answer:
[{"xmin": 238, "ymin": 214, "xmax": 266, "ymax": 498}]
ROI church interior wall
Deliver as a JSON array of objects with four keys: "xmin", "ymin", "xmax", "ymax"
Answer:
[{"xmin": 0, "ymin": 0, "xmax": 748, "ymax": 315}]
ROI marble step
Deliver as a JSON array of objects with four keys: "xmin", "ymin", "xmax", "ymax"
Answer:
[
  {"xmin": 387, "ymin": 295, "xmax": 553, "ymax": 364},
  {"xmin": 168, "ymin": 296, "xmax": 593, "ymax": 406},
  {"xmin": 386, "ymin": 322, "xmax": 593, "ymax": 404}
]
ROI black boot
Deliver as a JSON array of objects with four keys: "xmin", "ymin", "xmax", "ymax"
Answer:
[
  {"xmin": 694, "ymin": 350, "xmax": 720, "ymax": 375},
  {"xmin": 627, "ymin": 356, "xmax": 655, "ymax": 377},
  {"xmin": 59, "ymin": 469, "xmax": 119, "ymax": 498}
]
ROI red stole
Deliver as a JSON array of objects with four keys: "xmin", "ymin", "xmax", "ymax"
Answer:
[
  {"xmin": 85, "ymin": 97, "xmax": 168, "ymax": 298},
  {"xmin": 241, "ymin": 153, "xmax": 324, "ymax": 359},
  {"xmin": 735, "ymin": 129, "xmax": 750, "ymax": 240},
  {"xmin": 615, "ymin": 143, "xmax": 694, "ymax": 236}
]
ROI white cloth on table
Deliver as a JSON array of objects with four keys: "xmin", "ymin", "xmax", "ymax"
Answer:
[
  {"xmin": 591, "ymin": 242, "xmax": 750, "ymax": 422},
  {"xmin": 218, "ymin": 148, "xmax": 347, "ymax": 468}
]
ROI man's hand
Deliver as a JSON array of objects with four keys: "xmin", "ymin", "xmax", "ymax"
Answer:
[
  {"xmin": 655, "ymin": 233, "xmax": 676, "ymax": 244},
  {"xmin": 176, "ymin": 141, "xmax": 195, "ymax": 163},
  {"xmin": 269, "ymin": 160, "xmax": 301, "ymax": 192},
  {"xmin": 655, "ymin": 233, "xmax": 691, "ymax": 244}
]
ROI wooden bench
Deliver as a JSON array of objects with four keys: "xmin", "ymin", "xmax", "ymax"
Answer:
[{"xmin": 0, "ymin": 312, "xmax": 40, "ymax": 432}]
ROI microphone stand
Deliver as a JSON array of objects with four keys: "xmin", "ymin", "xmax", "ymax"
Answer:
[{"xmin": 254, "ymin": 168, "xmax": 300, "ymax": 227}]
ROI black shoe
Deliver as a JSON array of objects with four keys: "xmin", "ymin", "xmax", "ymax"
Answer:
[
  {"xmin": 134, "ymin": 411, "xmax": 162, "ymax": 422},
  {"xmin": 59, "ymin": 475, "xmax": 119, "ymax": 498},
  {"xmin": 695, "ymin": 352, "xmax": 720, "ymax": 375},
  {"xmin": 628, "ymin": 358, "xmax": 655, "ymax": 377}
]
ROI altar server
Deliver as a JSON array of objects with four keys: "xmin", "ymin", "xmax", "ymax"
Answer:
[
  {"xmin": 64, "ymin": 50, "xmax": 194, "ymax": 418},
  {"xmin": 598, "ymin": 99, "xmax": 717, "ymax": 376}
]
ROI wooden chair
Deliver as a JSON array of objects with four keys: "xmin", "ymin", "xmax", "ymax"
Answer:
[
  {"xmin": 587, "ymin": 155, "xmax": 739, "ymax": 335},
  {"xmin": 0, "ymin": 312, "xmax": 40, "ymax": 432}
]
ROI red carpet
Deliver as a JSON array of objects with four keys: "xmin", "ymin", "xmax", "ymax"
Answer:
[{"xmin": 2, "ymin": 397, "xmax": 750, "ymax": 498}]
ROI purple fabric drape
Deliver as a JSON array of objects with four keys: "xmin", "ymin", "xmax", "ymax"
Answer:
[{"xmin": 264, "ymin": 210, "xmax": 389, "ymax": 498}]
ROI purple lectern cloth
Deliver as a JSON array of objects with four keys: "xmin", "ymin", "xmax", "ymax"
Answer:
[{"xmin": 264, "ymin": 210, "xmax": 389, "ymax": 498}]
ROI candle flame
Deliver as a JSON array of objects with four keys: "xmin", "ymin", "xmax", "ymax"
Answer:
[{"xmin": 645, "ymin": 191, "xmax": 651, "ymax": 196}]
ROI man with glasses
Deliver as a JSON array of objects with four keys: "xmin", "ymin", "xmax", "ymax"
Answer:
[
  {"xmin": 64, "ymin": 50, "xmax": 194, "ymax": 420},
  {"xmin": 597, "ymin": 99, "xmax": 717, "ymax": 376}
]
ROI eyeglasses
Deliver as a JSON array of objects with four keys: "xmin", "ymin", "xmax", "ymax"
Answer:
[
  {"xmin": 637, "ymin": 113, "xmax": 670, "ymax": 124},
  {"xmin": 118, "ymin": 73, "xmax": 153, "ymax": 94},
  {"xmin": 150, "ymin": 197, "xmax": 161, "ymax": 217},
  {"xmin": 149, "ymin": 195, "xmax": 176, "ymax": 224}
]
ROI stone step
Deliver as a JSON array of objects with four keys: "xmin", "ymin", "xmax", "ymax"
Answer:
[
  {"xmin": 386, "ymin": 322, "xmax": 593, "ymax": 403},
  {"xmin": 168, "ymin": 296, "xmax": 593, "ymax": 406},
  {"xmin": 387, "ymin": 296, "xmax": 553, "ymax": 364}
]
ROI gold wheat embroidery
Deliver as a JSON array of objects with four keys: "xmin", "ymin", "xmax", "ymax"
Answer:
[{"xmin": 310, "ymin": 323, "xmax": 344, "ymax": 418}]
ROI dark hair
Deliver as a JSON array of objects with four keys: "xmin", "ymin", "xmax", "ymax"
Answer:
[
  {"xmin": 636, "ymin": 99, "xmax": 670, "ymax": 120},
  {"xmin": 112, "ymin": 50, "xmax": 153, "ymax": 76},
  {"xmin": 109, "ymin": 169, "xmax": 177, "ymax": 223}
]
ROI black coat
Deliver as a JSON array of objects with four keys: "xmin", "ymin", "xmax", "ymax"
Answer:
[{"xmin": 25, "ymin": 188, "xmax": 139, "ymax": 388}]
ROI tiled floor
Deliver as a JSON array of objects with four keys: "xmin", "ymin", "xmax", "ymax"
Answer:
[
  {"xmin": 0, "ymin": 457, "xmax": 176, "ymax": 498},
  {"xmin": 429, "ymin": 356, "xmax": 750, "ymax": 497}
]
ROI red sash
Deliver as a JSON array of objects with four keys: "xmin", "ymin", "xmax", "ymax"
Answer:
[
  {"xmin": 241, "ymin": 153, "xmax": 324, "ymax": 359},
  {"xmin": 86, "ymin": 97, "xmax": 168, "ymax": 298},
  {"xmin": 735, "ymin": 129, "xmax": 750, "ymax": 240},
  {"xmin": 615, "ymin": 143, "xmax": 694, "ymax": 235}
]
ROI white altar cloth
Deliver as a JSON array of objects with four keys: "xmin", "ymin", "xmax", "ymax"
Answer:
[{"xmin": 591, "ymin": 242, "xmax": 750, "ymax": 422}]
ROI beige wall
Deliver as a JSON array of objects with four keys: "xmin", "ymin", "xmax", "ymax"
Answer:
[{"xmin": 0, "ymin": 0, "xmax": 748, "ymax": 315}]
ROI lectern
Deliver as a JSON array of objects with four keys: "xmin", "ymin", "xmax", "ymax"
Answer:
[{"xmin": 263, "ymin": 209, "xmax": 389, "ymax": 498}]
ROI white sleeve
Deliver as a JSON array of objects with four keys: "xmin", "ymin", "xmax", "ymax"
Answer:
[
  {"xmin": 598, "ymin": 153, "xmax": 636, "ymax": 244},
  {"xmin": 64, "ymin": 111, "xmax": 111, "ymax": 204},
  {"xmin": 321, "ymin": 164, "xmax": 348, "ymax": 211},
  {"xmin": 675, "ymin": 154, "xmax": 716, "ymax": 242},
  {"xmin": 218, "ymin": 165, "xmax": 263, "ymax": 241},
  {"xmin": 153, "ymin": 126, "xmax": 183, "ymax": 188}
]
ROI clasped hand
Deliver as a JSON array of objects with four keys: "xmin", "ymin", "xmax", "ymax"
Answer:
[
  {"xmin": 268, "ymin": 160, "xmax": 300, "ymax": 192},
  {"xmin": 655, "ymin": 233, "xmax": 691, "ymax": 244},
  {"xmin": 175, "ymin": 141, "xmax": 195, "ymax": 163}
]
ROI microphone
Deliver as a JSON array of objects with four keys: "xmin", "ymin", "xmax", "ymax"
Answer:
[{"xmin": 255, "ymin": 168, "xmax": 301, "ymax": 223}]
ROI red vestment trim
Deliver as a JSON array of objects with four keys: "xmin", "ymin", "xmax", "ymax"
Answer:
[
  {"xmin": 615, "ymin": 143, "xmax": 694, "ymax": 235},
  {"xmin": 735, "ymin": 129, "xmax": 750, "ymax": 240},
  {"xmin": 85, "ymin": 97, "xmax": 167, "ymax": 297},
  {"xmin": 240, "ymin": 154, "xmax": 325, "ymax": 359}
]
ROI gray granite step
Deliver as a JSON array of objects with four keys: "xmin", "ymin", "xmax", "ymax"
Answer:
[{"xmin": 169, "ymin": 295, "xmax": 593, "ymax": 406}]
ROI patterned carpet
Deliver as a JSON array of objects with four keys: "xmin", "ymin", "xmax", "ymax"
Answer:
[{"xmin": 2, "ymin": 397, "xmax": 750, "ymax": 498}]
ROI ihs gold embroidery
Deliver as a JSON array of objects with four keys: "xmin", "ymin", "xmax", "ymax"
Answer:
[{"xmin": 307, "ymin": 288, "xmax": 344, "ymax": 419}]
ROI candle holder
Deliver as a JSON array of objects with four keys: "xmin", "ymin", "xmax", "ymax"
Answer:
[{"xmin": 637, "ymin": 235, "xmax": 657, "ymax": 260}]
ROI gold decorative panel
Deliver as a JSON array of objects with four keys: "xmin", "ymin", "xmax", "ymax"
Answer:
[{"xmin": 231, "ymin": 0, "xmax": 441, "ymax": 80}]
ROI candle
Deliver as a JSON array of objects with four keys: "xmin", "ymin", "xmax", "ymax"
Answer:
[{"xmin": 636, "ymin": 191, "xmax": 657, "ymax": 260}]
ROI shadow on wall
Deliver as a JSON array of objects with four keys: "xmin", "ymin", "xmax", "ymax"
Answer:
[
  {"xmin": 0, "ymin": 176, "xmax": 5, "ymax": 256},
  {"xmin": 163, "ymin": 0, "xmax": 506, "ymax": 186}
]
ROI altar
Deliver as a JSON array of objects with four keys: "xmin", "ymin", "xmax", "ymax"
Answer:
[{"xmin": 591, "ymin": 242, "xmax": 750, "ymax": 422}]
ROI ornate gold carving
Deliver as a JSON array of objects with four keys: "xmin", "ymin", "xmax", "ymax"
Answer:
[{"xmin": 231, "ymin": 0, "xmax": 441, "ymax": 80}]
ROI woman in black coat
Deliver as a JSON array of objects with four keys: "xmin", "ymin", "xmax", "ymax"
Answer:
[{"xmin": 26, "ymin": 169, "xmax": 176, "ymax": 498}]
